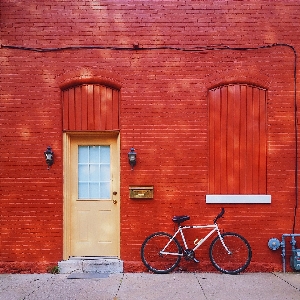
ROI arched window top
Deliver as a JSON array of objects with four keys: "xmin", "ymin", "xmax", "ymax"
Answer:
[
  {"xmin": 58, "ymin": 68, "xmax": 122, "ymax": 91},
  {"xmin": 60, "ymin": 78, "xmax": 122, "ymax": 91},
  {"xmin": 209, "ymin": 83, "xmax": 267, "ymax": 93}
]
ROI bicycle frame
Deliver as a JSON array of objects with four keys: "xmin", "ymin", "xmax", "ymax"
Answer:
[{"xmin": 160, "ymin": 223, "xmax": 231, "ymax": 256}]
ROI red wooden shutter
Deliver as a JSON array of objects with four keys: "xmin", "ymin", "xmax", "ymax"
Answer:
[
  {"xmin": 208, "ymin": 84, "xmax": 267, "ymax": 194},
  {"xmin": 62, "ymin": 84, "xmax": 120, "ymax": 131}
]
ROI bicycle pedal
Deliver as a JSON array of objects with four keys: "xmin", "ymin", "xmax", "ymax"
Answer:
[{"xmin": 193, "ymin": 258, "xmax": 200, "ymax": 263}]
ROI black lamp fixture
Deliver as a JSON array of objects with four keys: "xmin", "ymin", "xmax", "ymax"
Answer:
[
  {"xmin": 44, "ymin": 146, "xmax": 54, "ymax": 169},
  {"xmin": 128, "ymin": 147, "xmax": 137, "ymax": 170}
]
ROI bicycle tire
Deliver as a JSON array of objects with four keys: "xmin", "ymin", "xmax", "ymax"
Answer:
[
  {"xmin": 141, "ymin": 232, "xmax": 182, "ymax": 274},
  {"xmin": 209, "ymin": 232, "xmax": 252, "ymax": 275}
]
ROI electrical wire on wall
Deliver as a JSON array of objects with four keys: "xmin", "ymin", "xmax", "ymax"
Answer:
[{"xmin": 1, "ymin": 42, "xmax": 298, "ymax": 232}]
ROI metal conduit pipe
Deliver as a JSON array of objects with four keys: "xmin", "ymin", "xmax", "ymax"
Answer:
[
  {"xmin": 269, "ymin": 234, "xmax": 300, "ymax": 272},
  {"xmin": 282, "ymin": 234, "xmax": 300, "ymax": 272}
]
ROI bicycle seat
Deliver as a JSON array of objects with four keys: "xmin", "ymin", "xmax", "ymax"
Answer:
[{"xmin": 172, "ymin": 215, "xmax": 190, "ymax": 224}]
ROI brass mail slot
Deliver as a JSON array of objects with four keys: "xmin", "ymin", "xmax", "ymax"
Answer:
[{"xmin": 129, "ymin": 186, "xmax": 154, "ymax": 199}]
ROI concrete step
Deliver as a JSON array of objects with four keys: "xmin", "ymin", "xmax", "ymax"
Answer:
[{"xmin": 58, "ymin": 257, "xmax": 123, "ymax": 274}]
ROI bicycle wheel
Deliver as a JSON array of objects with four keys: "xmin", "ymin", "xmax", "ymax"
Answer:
[
  {"xmin": 141, "ymin": 232, "xmax": 182, "ymax": 274},
  {"xmin": 209, "ymin": 232, "xmax": 252, "ymax": 275}
]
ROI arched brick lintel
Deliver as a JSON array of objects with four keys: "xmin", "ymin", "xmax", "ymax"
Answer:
[{"xmin": 57, "ymin": 68, "xmax": 122, "ymax": 91}]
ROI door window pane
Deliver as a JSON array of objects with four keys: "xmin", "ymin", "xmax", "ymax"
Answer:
[
  {"xmin": 78, "ymin": 146, "xmax": 89, "ymax": 163},
  {"xmin": 100, "ymin": 146, "xmax": 110, "ymax": 163},
  {"xmin": 100, "ymin": 164, "xmax": 110, "ymax": 181},
  {"xmin": 89, "ymin": 146, "xmax": 99, "ymax": 163},
  {"xmin": 90, "ymin": 182, "xmax": 100, "ymax": 199},
  {"xmin": 89, "ymin": 164, "xmax": 100, "ymax": 181},
  {"xmin": 100, "ymin": 182, "xmax": 110, "ymax": 199},
  {"xmin": 78, "ymin": 164, "xmax": 89, "ymax": 181},
  {"xmin": 78, "ymin": 182, "xmax": 89, "ymax": 199},
  {"xmin": 78, "ymin": 145, "xmax": 111, "ymax": 199}
]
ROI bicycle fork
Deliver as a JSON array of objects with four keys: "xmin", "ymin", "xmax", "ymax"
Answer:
[{"xmin": 216, "ymin": 228, "xmax": 232, "ymax": 255}]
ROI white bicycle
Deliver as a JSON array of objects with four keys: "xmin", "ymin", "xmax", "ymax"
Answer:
[{"xmin": 141, "ymin": 208, "xmax": 252, "ymax": 274}]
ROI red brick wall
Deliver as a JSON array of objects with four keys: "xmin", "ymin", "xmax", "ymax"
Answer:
[{"xmin": 1, "ymin": 0, "xmax": 300, "ymax": 273}]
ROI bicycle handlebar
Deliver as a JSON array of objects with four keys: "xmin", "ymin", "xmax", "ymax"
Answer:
[{"xmin": 213, "ymin": 208, "xmax": 225, "ymax": 223}]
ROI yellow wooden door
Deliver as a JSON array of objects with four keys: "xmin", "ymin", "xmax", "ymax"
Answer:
[{"xmin": 64, "ymin": 133, "xmax": 120, "ymax": 257}]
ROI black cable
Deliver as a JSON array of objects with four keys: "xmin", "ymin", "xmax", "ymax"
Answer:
[
  {"xmin": 1, "ymin": 42, "xmax": 298, "ymax": 232},
  {"xmin": 287, "ymin": 44, "xmax": 298, "ymax": 234},
  {"xmin": 0, "ymin": 43, "xmax": 288, "ymax": 52}
]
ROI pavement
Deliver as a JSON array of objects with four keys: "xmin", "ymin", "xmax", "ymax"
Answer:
[{"xmin": 0, "ymin": 272, "xmax": 300, "ymax": 300}]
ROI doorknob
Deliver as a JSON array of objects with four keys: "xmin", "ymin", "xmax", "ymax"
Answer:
[{"xmin": 113, "ymin": 200, "xmax": 117, "ymax": 204}]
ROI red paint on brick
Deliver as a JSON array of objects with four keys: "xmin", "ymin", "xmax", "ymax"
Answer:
[{"xmin": 1, "ymin": 0, "xmax": 300, "ymax": 273}]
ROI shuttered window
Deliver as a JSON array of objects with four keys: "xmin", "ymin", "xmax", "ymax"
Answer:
[
  {"xmin": 208, "ymin": 84, "xmax": 267, "ymax": 194},
  {"xmin": 62, "ymin": 84, "xmax": 119, "ymax": 131}
]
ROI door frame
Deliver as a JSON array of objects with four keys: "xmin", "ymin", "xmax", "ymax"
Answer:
[{"xmin": 63, "ymin": 131, "xmax": 120, "ymax": 260}]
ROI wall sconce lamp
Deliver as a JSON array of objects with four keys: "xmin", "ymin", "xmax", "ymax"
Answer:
[
  {"xmin": 44, "ymin": 146, "xmax": 54, "ymax": 169},
  {"xmin": 128, "ymin": 147, "xmax": 137, "ymax": 170}
]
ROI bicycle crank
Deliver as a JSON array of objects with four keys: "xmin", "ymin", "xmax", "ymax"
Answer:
[{"xmin": 183, "ymin": 249, "xmax": 200, "ymax": 263}]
